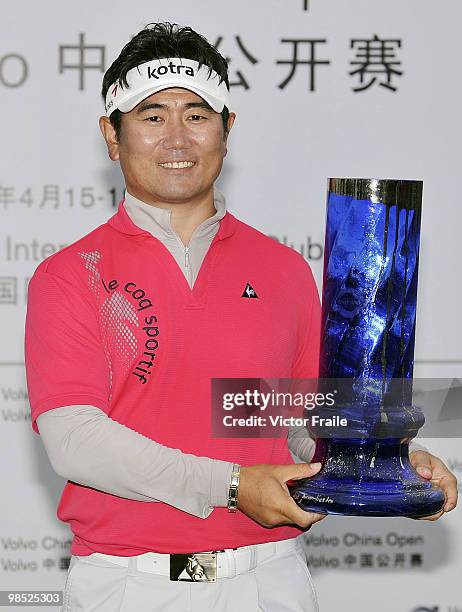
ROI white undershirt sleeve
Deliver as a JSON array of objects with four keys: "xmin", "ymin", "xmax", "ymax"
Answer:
[
  {"xmin": 36, "ymin": 405, "xmax": 234, "ymax": 519},
  {"xmin": 37, "ymin": 406, "xmax": 428, "ymax": 522}
]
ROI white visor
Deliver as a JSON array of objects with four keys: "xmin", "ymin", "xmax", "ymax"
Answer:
[{"xmin": 105, "ymin": 57, "xmax": 231, "ymax": 117}]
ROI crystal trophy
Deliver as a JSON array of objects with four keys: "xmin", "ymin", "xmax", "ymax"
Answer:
[{"xmin": 288, "ymin": 178, "xmax": 445, "ymax": 517}]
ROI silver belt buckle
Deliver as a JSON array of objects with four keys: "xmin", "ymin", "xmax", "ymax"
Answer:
[{"xmin": 169, "ymin": 552, "xmax": 217, "ymax": 582}]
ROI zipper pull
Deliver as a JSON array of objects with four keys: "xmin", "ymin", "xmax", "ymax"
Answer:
[{"xmin": 184, "ymin": 245, "xmax": 190, "ymax": 268}]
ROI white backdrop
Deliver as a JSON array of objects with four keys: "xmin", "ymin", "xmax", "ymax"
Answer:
[{"xmin": 1, "ymin": 1, "xmax": 461, "ymax": 611}]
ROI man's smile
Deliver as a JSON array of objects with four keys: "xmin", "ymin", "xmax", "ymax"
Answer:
[{"xmin": 158, "ymin": 161, "xmax": 196, "ymax": 169}]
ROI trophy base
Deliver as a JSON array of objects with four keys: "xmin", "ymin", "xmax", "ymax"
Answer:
[{"xmin": 288, "ymin": 439, "xmax": 445, "ymax": 518}]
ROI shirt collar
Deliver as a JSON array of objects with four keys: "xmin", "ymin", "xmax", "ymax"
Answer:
[
  {"xmin": 107, "ymin": 187, "xmax": 237, "ymax": 241},
  {"xmin": 122, "ymin": 186, "xmax": 227, "ymax": 242}
]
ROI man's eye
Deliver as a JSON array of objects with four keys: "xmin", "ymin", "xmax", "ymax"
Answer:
[
  {"xmin": 189, "ymin": 115, "xmax": 206, "ymax": 121},
  {"xmin": 145, "ymin": 116, "xmax": 162, "ymax": 122}
]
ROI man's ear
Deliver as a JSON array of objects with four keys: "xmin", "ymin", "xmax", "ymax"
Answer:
[
  {"xmin": 223, "ymin": 112, "xmax": 236, "ymax": 155},
  {"xmin": 99, "ymin": 115, "xmax": 120, "ymax": 161}
]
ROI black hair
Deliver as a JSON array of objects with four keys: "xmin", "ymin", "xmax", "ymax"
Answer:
[{"xmin": 101, "ymin": 22, "xmax": 230, "ymax": 140}]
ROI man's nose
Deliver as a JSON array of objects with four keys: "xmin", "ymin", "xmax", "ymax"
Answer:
[{"xmin": 162, "ymin": 117, "xmax": 191, "ymax": 150}]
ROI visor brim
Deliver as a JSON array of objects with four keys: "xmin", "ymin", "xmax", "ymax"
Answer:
[{"xmin": 111, "ymin": 83, "xmax": 226, "ymax": 116}]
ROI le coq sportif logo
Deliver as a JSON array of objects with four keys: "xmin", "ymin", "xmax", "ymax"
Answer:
[{"xmin": 242, "ymin": 283, "xmax": 258, "ymax": 298}]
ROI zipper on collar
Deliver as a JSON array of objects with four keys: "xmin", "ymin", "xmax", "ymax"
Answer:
[{"xmin": 183, "ymin": 244, "xmax": 193, "ymax": 287}]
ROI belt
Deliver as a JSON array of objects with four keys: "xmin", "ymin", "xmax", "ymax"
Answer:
[{"xmin": 87, "ymin": 538, "xmax": 301, "ymax": 581}]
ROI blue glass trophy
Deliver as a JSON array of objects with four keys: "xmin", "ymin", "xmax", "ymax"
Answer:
[{"xmin": 288, "ymin": 178, "xmax": 445, "ymax": 517}]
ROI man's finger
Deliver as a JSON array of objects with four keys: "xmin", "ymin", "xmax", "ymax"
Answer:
[
  {"xmin": 282, "ymin": 496, "xmax": 328, "ymax": 528},
  {"xmin": 415, "ymin": 465, "xmax": 432, "ymax": 479},
  {"xmin": 281, "ymin": 462, "xmax": 322, "ymax": 484},
  {"xmin": 430, "ymin": 473, "xmax": 458, "ymax": 511},
  {"xmin": 286, "ymin": 510, "xmax": 327, "ymax": 529},
  {"xmin": 411, "ymin": 509, "xmax": 444, "ymax": 521},
  {"xmin": 409, "ymin": 450, "xmax": 434, "ymax": 479},
  {"xmin": 410, "ymin": 452, "xmax": 458, "ymax": 512},
  {"xmin": 307, "ymin": 512, "xmax": 328, "ymax": 525}
]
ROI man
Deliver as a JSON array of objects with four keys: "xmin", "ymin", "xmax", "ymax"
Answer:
[{"xmin": 24, "ymin": 22, "xmax": 458, "ymax": 612}]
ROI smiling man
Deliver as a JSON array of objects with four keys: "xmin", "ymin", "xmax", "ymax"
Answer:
[
  {"xmin": 24, "ymin": 22, "xmax": 458, "ymax": 612},
  {"xmin": 100, "ymin": 84, "xmax": 233, "ymax": 246}
]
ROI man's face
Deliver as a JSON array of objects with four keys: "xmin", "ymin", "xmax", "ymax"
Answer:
[{"xmin": 100, "ymin": 87, "xmax": 235, "ymax": 207}]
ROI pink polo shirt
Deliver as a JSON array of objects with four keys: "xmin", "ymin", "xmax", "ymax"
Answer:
[{"xmin": 25, "ymin": 200, "xmax": 321, "ymax": 555}]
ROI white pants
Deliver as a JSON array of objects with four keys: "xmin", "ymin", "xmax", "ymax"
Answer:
[{"xmin": 62, "ymin": 536, "xmax": 319, "ymax": 611}]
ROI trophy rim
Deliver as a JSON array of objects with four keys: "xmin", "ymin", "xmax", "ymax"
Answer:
[{"xmin": 327, "ymin": 178, "xmax": 423, "ymax": 210}]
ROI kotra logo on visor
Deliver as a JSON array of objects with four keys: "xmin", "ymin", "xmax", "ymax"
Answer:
[{"xmin": 105, "ymin": 57, "xmax": 232, "ymax": 116}]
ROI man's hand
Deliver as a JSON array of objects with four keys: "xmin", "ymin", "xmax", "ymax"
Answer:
[
  {"xmin": 237, "ymin": 462, "xmax": 327, "ymax": 529},
  {"xmin": 409, "ymin": 450, "xmax": 458, "ymax": 520}
]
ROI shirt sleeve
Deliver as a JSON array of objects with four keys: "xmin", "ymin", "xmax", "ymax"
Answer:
[
  {"xmin": 24, "ymin": 267, "xmax": 111, "ymax": 433},
  {"xmin": 37, "ymin": 405, "xmax": 234, "ymax": 519}
]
